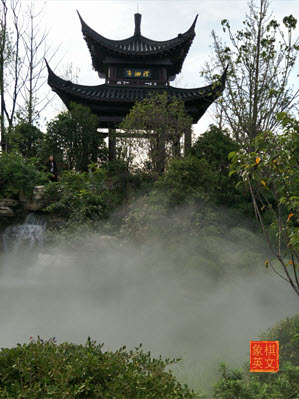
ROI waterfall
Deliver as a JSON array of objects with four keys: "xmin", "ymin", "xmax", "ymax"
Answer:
[{"xmin": 2, "ymin": 213, "xmax": 47, "ymax": 253}]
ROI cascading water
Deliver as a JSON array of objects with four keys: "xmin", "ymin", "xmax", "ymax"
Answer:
[{"xmin": 2, "ymin": 213, "xmax": 47, "ymax": 253}]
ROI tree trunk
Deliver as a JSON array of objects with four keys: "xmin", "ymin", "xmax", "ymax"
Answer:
[
  {"xmin": 184, "ymin": 127, "xmax": 192, "ymax": 156},
  {"xmin": 108, "ymin": 129, "xmax": 116, "ymax": 161}
]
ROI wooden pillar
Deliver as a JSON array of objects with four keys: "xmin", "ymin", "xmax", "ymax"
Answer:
[
  {"xmin": 108, "ymin": 128, "xmax": 116, "ymax": 161},
  {"xmin": 184, "ymin": 127, "xmax": 192, "ymax": 156}
]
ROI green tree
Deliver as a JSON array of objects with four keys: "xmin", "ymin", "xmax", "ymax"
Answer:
[
  {"xmin": 119, "ymin": 92, "xmax": 193, "ymax": 175},
  {"xmin": 203, "ymin": 0, "xmax": 298, "ymax": 148},
  {"xmin": 43, "ymin": 103, "xmax": 107, "ymax": 172},
  {"xmin": 8, "ymin": 122, "xmax": 44, "ymax": 158},
  {"xmin": 229, "ymin": 113, "xmax": 299, "ymax": 297},
  {"xmin": 190, "ymin": 125, "xmax": 242, "ymax": 205}
]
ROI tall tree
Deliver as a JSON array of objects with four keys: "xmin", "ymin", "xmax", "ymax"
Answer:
[
  {"xmin": 18, "ymin": 2, "xmax": 58, "ymax": 125},
  {"xmin": 0, "ymin": 0, "xmax": 9, "ymax": 145},
  {"xmin": 119, "ymin": 92, "xmax": 193, "ymax": 175},
  {"xmin": 8, "ymin": 121, "xmax": 44, "ymax": 158},
  {"xmin": 43, "ymin": 103, "xmax": 107, "ymax": 172},
  {"xmin": 229, "ymin": 113, "xmax": 299, "ymax": 297},
  {"xmin": 0, "ymin": 0, "xmax": 57, "ymax": 149},
  {"xmin": 203, "ymin": 0, "xmax": 299, "ymax": 148},
  {"xmin": 0, "ymin": 0, "xmax": 23, "ymax": 148}
]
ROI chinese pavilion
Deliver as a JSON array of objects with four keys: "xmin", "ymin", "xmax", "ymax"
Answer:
[{"xmin": 47, "ymin": 12, "xmax": 226, "ymax": 160}]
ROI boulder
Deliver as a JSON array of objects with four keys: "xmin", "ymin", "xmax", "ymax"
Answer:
[
  {"xmin": 33, "ymin": 186, "xmax": 46, "ymax": 201},
  {"xmin": 20, "ymin": 186, "xmax": 50, "ymax": 212},
  {"xmin": 0, "ymin": 199, "xmax": 18, "ymax": 207},
  {"xmin": 0, "ymin": 206, "xmax": 14, "ymax": 217},
  {"xmin": 23, "ymin": 198, "xmax": 49, "ymax": 212}
]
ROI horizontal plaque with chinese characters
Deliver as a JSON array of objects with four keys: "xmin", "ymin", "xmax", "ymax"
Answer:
[
  {"xmin": 124, "ymin": 69, "xmax": 152, "ymax": 79},
  {"xmin": 250, "ymin": 341, "xmax": 279, "ymax": 372}
]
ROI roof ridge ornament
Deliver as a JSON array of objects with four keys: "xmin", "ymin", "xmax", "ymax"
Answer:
[
  {"xmin": 190, "ymin": 14, "xmax": 199, "ymax": 32},
  {"xmin": 134, "ymin": 13, "xmax": 142, "ymax": 36},
  {"xmin": 178, "ymin": 15, "xmax": 198, "ymax": 37}
]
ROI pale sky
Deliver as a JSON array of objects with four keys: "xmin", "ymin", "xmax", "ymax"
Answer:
[{"xmin": 14, "ymin": 0, "xmax": 299, "ymax": 134}]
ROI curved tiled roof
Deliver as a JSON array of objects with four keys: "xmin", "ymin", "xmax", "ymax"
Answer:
[
  {"xmin": 78, "ymin": 12, "xmax": 198, "ymax": 56},
  {"xmin": 78, "ymin": 12, "xmax": 198, "ymax": 76},
  {"xmin": 47, "ymin": 62, "xmax": 225, "ymax": 103},
  {"xmin": 46, "ymin": 61, "xmax": 226, "ymax": 124}
]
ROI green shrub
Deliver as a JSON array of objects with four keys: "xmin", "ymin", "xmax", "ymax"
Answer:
[
  {"xmin": 0, "ymin": 338, "xmax": 201, "ymax": 399},
  {"xmin": 0, "ymin": 152, "xmax": 47, "ymax": 199},
  {"xmin": 152, "ymin": 155, "xmax": 216, "ymax": 207},
  {"xmin": 45, "ymin": 166, "xmax": 126, "ymax": 223},
  {"xmin": 214, "ymin": 361, "xmax": 299, "ymax": 399}
]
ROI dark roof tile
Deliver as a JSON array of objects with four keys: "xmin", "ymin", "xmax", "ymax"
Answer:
[
  {"xmin": 77, "ymin": 12, "xmax": 198, "ymax": 76},
  {"xmin": 78, "ymin": 12, "xmax": 197, "ymax": 56},
  {"xmin": 47, "ymin": 61, "xmax": 225, "ymax": 106}
]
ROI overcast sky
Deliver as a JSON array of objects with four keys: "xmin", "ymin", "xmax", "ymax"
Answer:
[{"xmin": 23, "ymin": 0, "xmax": 299, "ymax": 133}]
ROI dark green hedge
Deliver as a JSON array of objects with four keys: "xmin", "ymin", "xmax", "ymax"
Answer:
[{"xmin": 0, "ymin": 338, "xmax": 200, "ymax": 399}]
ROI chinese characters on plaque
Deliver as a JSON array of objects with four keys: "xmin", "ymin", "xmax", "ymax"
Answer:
[
  {"xmin": 250, "ymin": 341, "xmax": 279, "ymax": 372},
  {"xmin": 124, "ymin": 69, "xmax": 152, "ymax": 78}
]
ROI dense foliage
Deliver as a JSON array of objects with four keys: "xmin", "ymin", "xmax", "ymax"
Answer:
[
  {"xmin": 0, "ymin": 338, "xmax": 201, "ymax": 399},
  {"xmin": 153, "ymin": 156, "xmax": 216, "ymax": 207},
  {"xmin": 214, "ymin": 361, "xmax": 299, "ymax": 399},
  {"xmin": 8, "ymin": 122, "xmax": 44, "ymax": 158},
  {"xmin": 190, "ymin": 125, "xmax": 242, "ymax": 205},
  {"xmin": 229, "ymin": 113, "xmax": 299, "ymax": 296},
  {"xmin": 0, "ymin": 152, "xmax": 47, "ymax": 198},
  {"xmin": 45, "ymin": 160, "xmax": 129, "ymax": 224},
  {"xmin": 42, "ymin": 103, "xmax": 107, "ymax": 172},
  {"xmin": 119, "ymin": 92, "xmax": 193, "ymax": 174}
]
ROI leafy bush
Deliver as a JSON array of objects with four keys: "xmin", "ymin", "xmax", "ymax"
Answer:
[
  {"xmin": 0, "ymin": 338, "xmax": 201, "ymax": 399},
  {"xmin": 45, "ymin": 166, "xmax": 126, "ymax": 223},
  {"xmin": 0, "ymin": 152, "xmax": 47, "ymax": 199},
  {"xmin": 214, "ymin": 361, "xmax": 299, "ymax": 399},
  {"xmin": 152, "ymin": 155, "xmax": 216, "ymax": 207}
]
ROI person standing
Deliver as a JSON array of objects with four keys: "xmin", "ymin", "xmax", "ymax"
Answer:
[{"xmin": 46, "ymin": 155, "xmax": 58, "ymax": 182}]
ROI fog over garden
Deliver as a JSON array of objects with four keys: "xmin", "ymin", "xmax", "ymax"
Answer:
[{"xmin": 0, "ymin": 0, "xmax": 298, "ymax": 398}]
